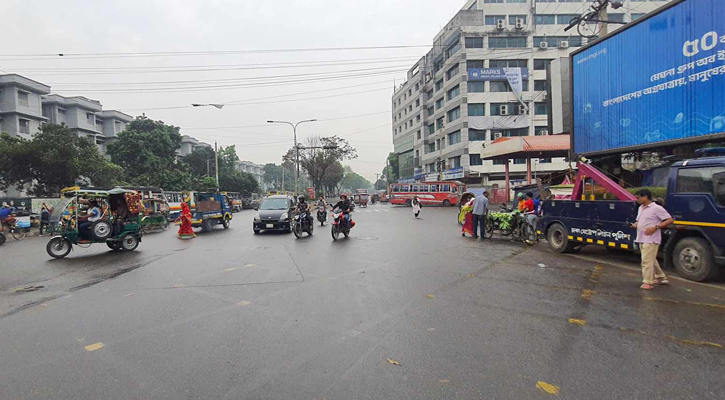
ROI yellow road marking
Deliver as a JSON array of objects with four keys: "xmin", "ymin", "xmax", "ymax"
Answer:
[
  {"xmin": 581, "ymin": 289, "xmax": 596, "ymax": 300},
  {"xmin": 224, "ymin": 267, "xmax": 237, "ymax": 272},
  {"xmin": 594, "ymin": 266, "xmax": 603, "ymax": 271},
  {"xmin": 238, "ymin": 301, "xmax": 251, "ymax": 306},
  {"xmin": 467, "ymin": 274, "xmax": 476, "ymax": 278},
  {"xmin": 426, "ymin": 294, "xmax": 435, "ymax": 299},
  {"xmin": 568, "ymin": 318, "xmax": 587, "ymax": 326},
  {"xmin": 440, "ymin": 379, "xmax": 450, "ymax": 384},
  {"xmin": 85, "ymin": 342, "xmax": 104, "ymax": 351},
  {"xmin": 665, "ymin": 336, "xmax": 723, "ymax": 348},
  {"xmin": 386, "ymin": 358, "xmax": 400, "ymax": 365},
  {"xmin": 536, "ymin": 381, "xmax": 560, "ymax": 395}
]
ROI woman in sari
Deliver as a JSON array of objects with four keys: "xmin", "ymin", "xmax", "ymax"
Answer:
[
  {"xmin": 461, "ymin": 198, "xmax": 475, "ymax": 237},
  {"xmin": 177, "ymin": 202, "xmax": 195, "ymax": 239},
  {"xmin": 412, "ymin": 196, "xmax": 422, "ymax": 218}
]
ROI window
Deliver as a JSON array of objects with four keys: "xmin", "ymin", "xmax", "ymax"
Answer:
[
  {"xmin": 534, "ymin": 59, "xmax": 552, "ymax": 70},
  {"xmin": 535, "ymin": 15, "xmax": 556, "ymax": 25},
  {"xmin": 436, "ymin": 117, "xmax": 444, "ymax": 130},
  {"xmin": 415, "ymin": 83, "xmax": 420, "ymax": 91},
  {"xmin": 427, "ymin": 106, "xmax": 434, "ymax": 116},
  {"xmin": 436, "ymin": 98, "xmax": 445, "ymax": 110},
  {"xmin": 484, "ymin": 0, "xmax": 504, "ymax": 3},
  {"xmin": 491, "ymin": 103, "xmax": 522, "ymax": 116},
  {"xmin": 415, "ymin": 99, "xmax": 420, "ymax": 107},
  {"xmin": 430, "ymin": 184, "xmax": 438, "ymax": 193},
  {"xmin": 427, "ymin": 124, "xmax": 435, "ymax": 134},
  {"xmin": 442, "ymin": 184, "xmax": 450, "ymax": 192},
  {"xmin": 17, "ymin": 91, "xmax": 29, "ymax": 107},
  {"xmin": 427, "ymin": 143, "xmax": 436, "ymax": 153},
  {"xmin": 506, "ymin": 0, "xmax": 527, "ymax": 3},
  {"xmin": 426, "ymin": 90, "xmax": 433, "ymax": 99},
  {"xmin": 469, "ymin": 129, "xmax": 487, "ymax": 141},
  {"xmin": 402, "ymin": 185, "xmax": 410, "ymax": 192},
  {"xmin": 500, "ymin": 128, "xmax": 528, "ymax": 137},
  {"xmin": 467, "ymin": 60, "xmax": 484, "ymax": 69},
  {"xmin": 489, "ymin": 37, "xmax": 527, "ymax": 48},
  {"xmin": 608, "ymin": 14, "xmax": 625, "ymax": 23},
  {"xmin": 435, "ymin": 79, "xmax": 444, "ymax": 92},
  {"xmin": 448, "ymin": 130, "xmax": 461, "ymax": 145},
  {"xmin": 19, "ymin": 119, "xmax": 30, "ymax": 134},
  {"xmin": 468, "ymin": 104, "xmax": 485, "ymax": 116},
  {"xmin": 446, "ymin": 64, "xmax": 460, "ymax": 80},
  {"xmin": 676, "ymin": 167, "xmax": 725, "ymax": 205},
  {"xmin": 420, "ymin": 185, "xmax": 429, "ymax": 192},
  {"xmin": 450, "ymin": 156, "xmax": 462, "ymax": 168},
  {"xmin": 489, "ymin": 59, "xmax": 527, "ymax": 68},
  {"xmin": 539, "ymin": 158, "xmax": 552, "ymax": 164},
  {"xmin": 535, "ymin": 126, "xmax": 550, "ymax": 135},
  {"xmin": 534, "ymin": 36, "xmax": 584, "ymax": 47},
  {"xmin": 514, "ymin": 158, "xmax": 526, "ymax": 165},
  {"xmin": 470, "ymin": 154, "xmax": 483, "ymax": 166},
  {"xmin": 485, "ymin": 15, "xmax": 506, "ymax": 25},
  {"xmin": 535, "ymin": 102, "xmax": 548, "ymax": 115},
  {"xmin": 493, "ymin": 159, "xmax": 507, "ymax": 165},
  {"xmin": 409, "ymin": 105, "xmax": 413, "ymax": 112},
  {"xmin": 447, "ymin": 85, "xmax": 460, "ymax": 101},
  {"xmin": 465, "ymin": 37, "xmax": 484, "ymax": 48},
  {"xmin": 417, "ymin": 130, "xmax": 421, "ymax": 140},
  {"xmin": 86, "ymin": 113, "xmax": 95, "ymax": 124},
  {"xmin": 490, "ymin": 81, "xmax": 510, "ymax": 92},
  {"xmin": 509, "ymin": 15, "xmax": 527, "ymax": 25},
  {"xmin": 557, "ymin": 14, "xmax": 580, "ymax": 24},
  {"xmin": 534, "ymin": 80, "xmax": 547, "ymax": 91},
  {"xmin": 558, "ymin": 0, "xmax": 582, "ymax": 2},
  {"xmin": 416, "ymin": 115, "xmax": 421, "ymax": 123},
  {"xmin": 435, "ymin": 139, "xmax": 441, "ymax": 151},
  {"xmin": 468, "ymin": 81, "xmax": 485, "ymax": 93}
]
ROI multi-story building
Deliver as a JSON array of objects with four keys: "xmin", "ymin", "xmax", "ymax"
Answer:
[
  {"xmin": 0, "ymin": 74, "xmax": 51, "ymax": 139},
  {"xmin": 178, "ymin": 135, "xmax": 213, "ymax": 157},
  {"xmin": 96, "ymin": 110, "xmax": 134, "ymax": 154},
  {"xmin": 237, "ymin": 160, "xmax": 265, "ymax": 190},
  {"xmin": 391, "ymin": 0, "xmax": 671, "ymax": 186}
]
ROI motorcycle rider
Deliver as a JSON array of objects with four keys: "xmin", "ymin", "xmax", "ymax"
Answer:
[
  {"xmin": 331, "ymin": 194, "xmax": 353, "ymax": 228},
  {"xmin": 316, "ymin": 195, "xmax": 328, "ymax": 221},
  {"xmin": 295, "ymin": 196, "xmax": 313, "ymax": 227}
]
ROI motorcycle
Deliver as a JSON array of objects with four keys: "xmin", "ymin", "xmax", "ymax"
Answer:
[
  {"xmin": 292, "ymin": 210, "xmax": 314, "ymax": 238},
  {"xmin": 331, "ymin": 211, "xmax": 353, "ymax": 241},
  {"xmin": 317, "ymin": 206, "xmax": 328, "ymax": 226}
]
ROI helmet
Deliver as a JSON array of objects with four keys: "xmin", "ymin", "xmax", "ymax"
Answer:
[{"xmin": 298, "ymin": 196, "xmax": 306, "ymax": 202}]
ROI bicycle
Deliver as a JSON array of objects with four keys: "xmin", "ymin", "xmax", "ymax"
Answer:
[
  {"xmin": 511, "ymin": 212, "xmax": 537, "ymax": 246},
  {"xmin": 1, "ymin": 221, "xmax": 27, "ymax": 241}
]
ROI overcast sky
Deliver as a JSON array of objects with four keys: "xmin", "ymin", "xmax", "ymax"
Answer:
[{"xmin": 1, "ymin": 0, "xmax": 466, "ymax": 182}]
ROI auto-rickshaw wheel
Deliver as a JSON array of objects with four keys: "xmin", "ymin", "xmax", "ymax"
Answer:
[
  {"xmin": 107, "ymin": 241, "xmax": 122, "ymax": 251},
  {"xmin": 160, "ymin": 218, "xmax": 169, "ymax": 231},
  {"xmin": 47, "ymin": 237, "xmax": 72, "ymax": 259},
  {"xmin": 121, "ymin": 235, "xmax": 140, "ymax": 251}
]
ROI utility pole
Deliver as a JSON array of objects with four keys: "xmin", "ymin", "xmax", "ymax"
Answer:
[
  {"xmin": 214, "ymin": 141, "xmax": 219, "ymax": 188},
  {"xmin": 267, "ymin": 119, "xmax": 317, "ymax": 196}
]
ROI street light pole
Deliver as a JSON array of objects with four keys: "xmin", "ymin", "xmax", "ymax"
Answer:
[
  {"xmin": 214, "ymin": 141, "xmax": 219, "ymax": 188},
  {"xmin": 267, "ymin": 119, "xmax": 317, "ymax": 195}
]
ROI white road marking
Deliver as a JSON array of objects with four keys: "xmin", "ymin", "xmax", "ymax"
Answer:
[{"xmin": 374, "ymin": 210, "xmax": 381, "ymax": 212}]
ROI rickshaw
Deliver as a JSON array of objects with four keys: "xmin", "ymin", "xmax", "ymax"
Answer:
[
  {"xmin": 46, "ymin": 187, "xmax": 144, "ymax": 259},
  {"xmin": 141, "ymin": 197, "xmax": 170, "ymax": 233}
]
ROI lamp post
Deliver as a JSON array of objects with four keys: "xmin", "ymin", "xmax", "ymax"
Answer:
[{"xmin": 267, "ymin": 119, "xmax": 317, "ymax": 195}]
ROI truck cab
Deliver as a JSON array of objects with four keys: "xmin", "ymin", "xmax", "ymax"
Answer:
[{"xmin": 662, "ymin": 155, "xmax": 725, "ymax": 280}]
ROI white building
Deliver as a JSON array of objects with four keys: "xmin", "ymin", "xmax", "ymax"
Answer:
[
  {"xmin": 391, "ymin": 0, "xmax": 671, "ymax": 185},
  {"xmin": 237, "ymin": 160, "xmax": 265, "ymax": 190},
  {"xmin": 0, "ymin": 74, "xmax": 51, "ymax": 139}
]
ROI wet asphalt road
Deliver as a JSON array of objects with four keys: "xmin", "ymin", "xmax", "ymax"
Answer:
[{"xmin": 1, "ymin": 203, "xmax": 725, "ymax": 399}]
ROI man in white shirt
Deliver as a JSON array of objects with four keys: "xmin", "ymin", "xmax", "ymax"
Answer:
[
  {"xmin": 78, "ymin": 200, "xmax": 102, "ymax": 240},
  {"xmin": 471, "ymin": 191, "xmax": 489, "ymax": 239}
]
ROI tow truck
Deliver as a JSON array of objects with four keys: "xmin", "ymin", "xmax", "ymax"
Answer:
[{"xmin": 538, "ymin": 149, "xmax": 725, "ymax": 282}]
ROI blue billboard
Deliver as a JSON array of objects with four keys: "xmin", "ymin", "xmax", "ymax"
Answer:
[{"xmin": 572, "ymin": 0, "xmax": 725, "ymax": 155}]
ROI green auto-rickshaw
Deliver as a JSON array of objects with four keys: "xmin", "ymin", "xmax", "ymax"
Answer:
[{"xmin": 46, "ymin": 187, "xmax": 144, "ymax": 259}]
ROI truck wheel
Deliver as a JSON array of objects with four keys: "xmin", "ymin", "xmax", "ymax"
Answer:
[
  {"xmin": 222, "ymin": 217, "xmax": 230, "ymax": 229},
  {"xmin": 201, "ymin": 219, "xmax": 212, "ymax": 232},
  {"xmin": 547, "ymin": 223, "xmax": 577, "ymax": 253},
  {"xmin": 673, "ymin": 237, "xmax": 718, "ymax": 282}
]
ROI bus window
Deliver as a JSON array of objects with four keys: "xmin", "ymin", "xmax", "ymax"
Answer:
[
  {"xmin": 402, "ymin": 185, "xmax": 410, "ymax": 192},
  {"xmin": 442, "ymin": 184, "xmax": 450, "ymax": 192},
  {"xmin": 392, "ymin": 185, "xmax": 399, "ymax": 192},
  {"xmin": 420, "ymin": 185, "xmax": 429, "ymax": 192},
  {"xmin": 430, "ymin": 185, "xmax": 438, "ymax": 192},
  {"xmin": 412, "ymin": 185, "xmax": 419, "ymax": 192}
]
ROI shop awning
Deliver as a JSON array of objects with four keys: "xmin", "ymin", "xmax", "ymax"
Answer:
[{"xmin": 480, "ymin": 134, "xmax": 570, "ymax": 160}]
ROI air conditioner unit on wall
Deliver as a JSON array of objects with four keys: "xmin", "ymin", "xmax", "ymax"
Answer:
[
  {"xmin": 499, "ymin": 105, "xmax": 509, "ymax": 116},
  {"xmin": 497, "ymin": 19, "xmax": 505, "ymax": 30},
  {"xmin": 559, "ymin": 41, "xmax": 569, "ymax": 49},
  {"xmin": 539, "ymin": 128, "xmax": 549, "ymax": 136},
  {"xmin": 493, "ymin": 132, "xmax": 503, "ymax": 139},
  {"xmin": 515, "ymin": 19, "xmax": 524, "ymax": 30},
  {"xmin": 539, "ymin": 42, "xmax": 548, "ymax": 49},
  {"xmin": 518, "ymin": 104, "xmax": 527, "ymax": 115}
]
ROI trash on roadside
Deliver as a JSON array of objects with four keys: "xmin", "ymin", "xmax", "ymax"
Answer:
[
  {"xmin": 386, "ymin": 358, "xmax": 400, "ymax": 366},
  {"xmin": 13, "ymin": 285, "xmax": 44, "ymax": 293},
  {"xmin": 538, "ymin": 263, "xmax": 546, "ymax": 268},
  {"xmin": 683, "ymin": 288, "xmax": 692, "ymax": 292}
]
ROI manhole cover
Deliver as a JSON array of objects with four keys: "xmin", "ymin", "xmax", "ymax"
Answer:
[{"xmin": 353, "ymin": 236, "xmax": 379, "ymax": 241}]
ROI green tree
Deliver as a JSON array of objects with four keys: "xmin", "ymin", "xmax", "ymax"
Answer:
[
  {"xmin": 107, "ymin": 116, "xmax": 185, "ymax": 188},
  {"xmin": 262, "ymin": 163, "xmax": 295, "ymax": 191},
  {"xmin": 383, "ymin": 152, "xmax": 399, "ymax": 183},
  {"xmin": 341, "ymin": 169, "xmax": 372, "ymax": 192},
  {"xmin": 283, "ymin": 136, "xmax": 357, "ymax": 195},
  {"xmin": 0, "ymin": 124, "xmax": 123, "ymax": 197},
  {"xmin": 183, "ymin": 147, "xmax": 216, "ymax": 177}
]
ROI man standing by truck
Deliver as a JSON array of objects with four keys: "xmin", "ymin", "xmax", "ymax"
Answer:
[{"xmin": 632, "ymin": 189, "xmax": 674, "ymax": 290}]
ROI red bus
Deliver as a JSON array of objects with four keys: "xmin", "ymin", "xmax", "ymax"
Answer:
[{"xmin": 389, "ymin": 181, "xmax": 465, "ymax": 206}]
